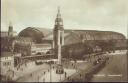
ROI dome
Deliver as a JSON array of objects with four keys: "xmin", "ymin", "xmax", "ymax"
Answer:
[{"xmin": 18, "ymin": 27, "xmax": 52, "ymax": 43}]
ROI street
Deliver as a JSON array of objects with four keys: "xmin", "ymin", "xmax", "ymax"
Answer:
[{"xmin": 91, "ymin": 51, "xmax": 127, "ymax": 82}]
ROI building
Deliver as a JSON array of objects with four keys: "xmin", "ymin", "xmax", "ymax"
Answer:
[
  {"xmin": 1, "ymin": 22, "xmax": 17, "ymax": 38},
  {"xmin": 31, "ymin": 43, "xmax": 52, "ymax": 55},
  {"xmin": 8, "ymin": 22, "xmax": 13, "ymax": 37},
  {"xmin": 0, "ymin": 52, "xmax": 22, "ymax": 80},
  {"xmin": 18, "ymin": 27, "xmax": 52, "ymax": 43},
  {"xmin": 0, "ymin": 52, "xmax": 14, "ymax": 76},
  {"xmin": 17, "ymin": 27, "xmax": 126, "ymax": 57},
  {"xmin": 13, "ymin": 52, "xmax": 22, "ymax": 67},
  {"xmin": 13, "ymin": 37, "xmax": 33, "ymax": 56},
  {"xmin": 12, "ymin": 36, "xmax": 53, "ymax": 56},
  {"xmin": 18, "ymin": 28, "xmax": 126, "ymax": 45},
  {"xmin": 1, "ymin": 23, "xmax": 17, "ymax": 52},
  {"xmin": 16, "ymin": 7, "xmax": 126, "ymax": 58},
  {"xmin": 17, "ymin": 27, "xmax": 53, "ymax": 56}
]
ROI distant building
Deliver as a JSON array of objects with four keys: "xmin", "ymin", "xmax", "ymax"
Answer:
[
  {"xmin": 1, "ymin": 37, "xmax": 13, "ymax": 52},
  {"xmin": 1, "ymin": 31, "xmax": 17, "ymax": 38},
  {"xmin": 8, "ymin": 22, "xmax": 13, "ymax": 37},
  {"xmin": 1, "ymin": 23, "xmax": 17, "ymax": 52},
  {"xmin": 1, "ymin": 32, "xmax": 9, "ymax": 37},
  {"xmin": 1, "ymin": 22, "xmax": 17, "ymax": 38}
]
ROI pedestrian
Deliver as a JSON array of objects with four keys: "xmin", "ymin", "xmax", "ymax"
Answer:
[
  {"xmin": 38, "ymin": 76, "xmax": 40, "ymax": 82},
  {"xmin": 30, "ymin": 73, "xmax": 32, "ymax": 77},
  {"xmin": 44, "ymin": 71, "xmax": 45, "ymax": 74},
  {"xmin": 72, "ymin": 79, "xmax": 74, "ymax": 82},
  {"xmin": 67, "ymin": 77, "xmax": 70, "ymax": 80},
  {"xmin": 25, "ymin": 63, "xmax": 27, "ymax": 67},
  {"xmin": 65, "ymin": 72, "xmax": 67, "ymax": 78},
  {"xmin": 80, "ymin": 74, "xmax": 81, "ymax": 77},
  {"xmin": 74, "ymin": 65, "xmax": 75, "ymax": 68},
  {"xmin": 43, "ymin": 78, "xmax": 45, "ymax": 82}
]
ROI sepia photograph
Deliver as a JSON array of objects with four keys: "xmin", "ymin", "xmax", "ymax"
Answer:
[{"xmin": 1, "ymin": 0, "xmax": 128, "ymax": 82}]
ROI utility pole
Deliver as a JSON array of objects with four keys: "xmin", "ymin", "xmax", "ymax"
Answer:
[{"xmin": 50, "ymin": 51, "xmax": 52, "ymax": 82}]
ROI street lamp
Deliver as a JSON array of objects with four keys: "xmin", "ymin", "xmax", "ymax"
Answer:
[
  {"xmin": 50, "ymin": 50, "xmax": 52, "ymax": 82},
  {"xmin": 60, "ymin": 74, "xmax": 61, "ymax": 81},
  {"xmin": 69, "ymin": 49, "xmax": 72, "ymax": 61}
]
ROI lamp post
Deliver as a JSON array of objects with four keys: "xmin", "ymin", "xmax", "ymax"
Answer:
[
  {"xmin": 69, "ymin": 49, "xmax": 72, "ymax": 61},
  {"xmin": 50, "ymin": 63, "xmax": 52, "ymax": 82},
  {"xmin": 59, "ymin": 74, "xmax": 61, "ymax": 81},
  {"xmin": 50, "ymin": 51, "xmax": 52, "ymax": 82}
]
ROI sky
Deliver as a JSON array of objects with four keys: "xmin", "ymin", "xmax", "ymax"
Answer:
[{"xmin": 1, "ymin": 0, "xmax": 128, "ymax": 38}]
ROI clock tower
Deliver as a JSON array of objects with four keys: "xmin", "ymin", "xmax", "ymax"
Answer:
[{"xmin": 53, "ymin": 7, "xmax": 64, "ymax": 74}]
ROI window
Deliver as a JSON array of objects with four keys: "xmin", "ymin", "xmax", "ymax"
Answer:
[
  {"xmin": 32, "ymin": 51, "xmax": 36, "ymax": 53},
  {"xmin": 5, "ymin": 57, "xmax": 8, "ymax": 60},
  {"xmin": 3, "ymin": 62, "xmax": 6, "ymax": 66},
  {"xmin": 7, "ymin": 62, "xmax": 10, "ymax": 66},
  {"xmin": 3, "ymin": 62, "xmax": 11, "ymax": 66},
  {"xmin": 60, "ymin": 36, "xmax": 62, "ymax": 44}
]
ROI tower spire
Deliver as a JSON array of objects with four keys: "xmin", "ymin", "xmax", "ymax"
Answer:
[
  {"xmin": 57, "ymin": 6, "xmax": 61, "ymax": 18},
  {"xmin": 9, "ymin": 21, "xmax": 12, "ymax": 27},
  {"xmin": 58, "ymin": 6, "xmax": 60, "ymax": 13},
  {"xmin": 8, "ymin": 21, "xmax": 13, "ymax": 37},
  {"xmin": 55, "ymin": 6, "xmax": 63, "ymax": 28}
]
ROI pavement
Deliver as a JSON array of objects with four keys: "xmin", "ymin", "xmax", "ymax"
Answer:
[
  {"xmin": 14, "ymin": 62, "xmax": 50, "ymax": 82},
  {"xmin": 12, "ymin": 50, "xmax": 127, "ymax": 82},
  {"xmin": 39, "ymin": 68, "xmax": 76, "ymax": 82},
  {"xmin": 14, "ymin": 58, "xmax": 92, "ymax": 82},
  {"xmin": 14, "ymin": 60, "xmax": 77, "ymax": 82},
  {"xmin": 62, "ymin": 55, "xmax": 108, "ymax": 82}
]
